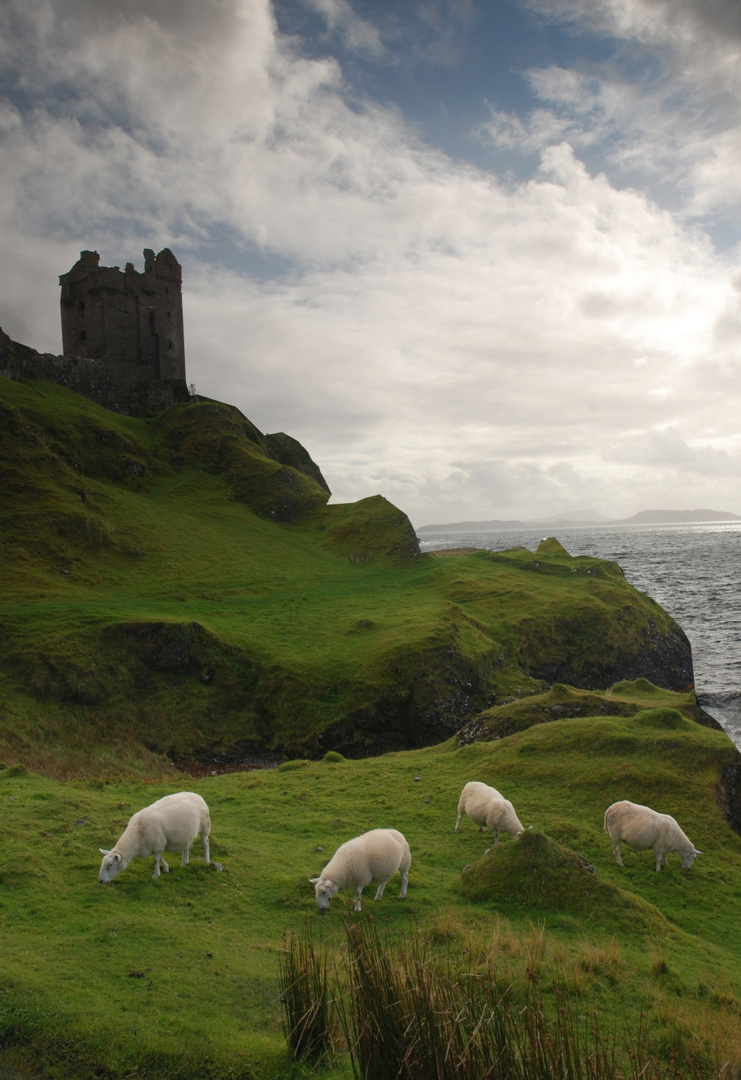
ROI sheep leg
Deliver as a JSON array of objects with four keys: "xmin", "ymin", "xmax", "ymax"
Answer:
[
  {"xmin": 490, "ymin": 829, "xmax": 499, "ymax": 844},
  {"xmin": 202, "ymin": 834, "xmax": 211, "ymax": 866},
  {"xmin": 655, "ymin": 852, "xmax": 666, "ymax": 872},
  {"xmin": 454, "ymin": 812, "xmax": 462, "ymax": 832},
  {"xmin": 153, "ymin": 852, "xmax": 170, "ymax": 879},
  {"xmin": 399, "ymin": 869, "xmax": 408, "ymax": 900},
  {"xmin": 612, "ymin": 841, "xmax": 623, "ymax": 867},
  {"xmin": 181, "ymin": 844, "xmax": 191, "ymax": 867},
  {"xmin": 374, "ymin": 881, "xmax": 387, "ymax": 901},
  {"xmin": 354, "ymin": 887, "xmax": 364, "ymax": 912}
]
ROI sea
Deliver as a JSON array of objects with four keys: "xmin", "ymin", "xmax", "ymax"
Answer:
[{"xmin": 418, "ymin": 521, "xmax": 741, "ymax": 749}]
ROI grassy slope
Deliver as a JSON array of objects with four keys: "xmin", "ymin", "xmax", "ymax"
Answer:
[
  {"xmin": 1, "ymin": 703, "xmax": 741, "ymax": 1079},
  {"xmin": 1, "ymin": 377, "xmax": 694, "ymax": 773}
]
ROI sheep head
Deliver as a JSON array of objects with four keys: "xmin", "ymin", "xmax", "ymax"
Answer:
[
  {"xmin": 99, "ymin": 849, "xmax": 124, "ymax": 883},
  {"xmin": 309, "ymin": 876, "xmax": 339, "ymax": 910}
]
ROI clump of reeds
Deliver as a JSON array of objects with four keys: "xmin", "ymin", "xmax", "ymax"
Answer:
[
  {"xmin": 278, "ymin": 924, "xmax": 335, "ymax": 1065},
  {"xmin": 279, "ymin": 918, "xmax": 719, "ymax": 1080},
  {"xmin": 337, "ymin": 918, "xmax": 611, "ymax": 1080}
]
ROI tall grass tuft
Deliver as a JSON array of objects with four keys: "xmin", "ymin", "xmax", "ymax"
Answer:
[
  {"xmin": 328, "ymin": 919, "xmax": 711, "ymax": 1080},
  {"xmin": 278, "ymin": 924, "xmax": 335, "ymax": 1065},
  {"xmin": 338, "ymin": 918, "xmax": 411, "ymax": 1080}
]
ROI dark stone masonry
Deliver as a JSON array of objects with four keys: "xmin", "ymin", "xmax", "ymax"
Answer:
[{"xmin": 0, "ymin": 248, "xmax": 191, "ymax": 416}]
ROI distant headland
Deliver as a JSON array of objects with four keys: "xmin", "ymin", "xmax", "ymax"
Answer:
[{"xmin": 417, "ymin": 508, "xmax": 741, "ymax": 534}]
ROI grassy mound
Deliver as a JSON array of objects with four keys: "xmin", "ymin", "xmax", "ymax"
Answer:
[{"xmin": 461, "ymin": 828, "xmax": 667, "ymax": 930}]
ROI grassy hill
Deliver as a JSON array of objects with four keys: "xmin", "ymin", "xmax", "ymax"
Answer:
[
  {"xmin": 1, "ymin": 703, "xmax": 741, "ymax": 1079},
  {"xmin": 1, "ymin": 375, "xmax": 697, "ymax": 777}
]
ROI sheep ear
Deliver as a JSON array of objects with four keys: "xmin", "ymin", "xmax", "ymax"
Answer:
[
  {"xmin": 309, "ymin": 877, "xmax": 320, "ymax": 884},
  {"xmin": 100, "ymin": 848, "xmax": 110, "ymax": 855},
  {"xmin": 694, "ymin": 848, "xmax": 703, "ymax": 855}
]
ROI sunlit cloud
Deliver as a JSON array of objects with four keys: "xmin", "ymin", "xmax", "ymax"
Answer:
[{"xmin": 0, "ymin": 0, "xmax": 739, "ymax": 525}]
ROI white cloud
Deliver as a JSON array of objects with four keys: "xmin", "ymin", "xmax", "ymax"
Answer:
[
  {"xmin": 306, "ymin": 0, "xmax": 386, "ymax": 57},
  {"xmin": 515, "ymin": 0, "xmax": 741, "ymax": 227},
  {"xmin": 0, "ymin": 0, "xmax": 739, "ymax": 525}
]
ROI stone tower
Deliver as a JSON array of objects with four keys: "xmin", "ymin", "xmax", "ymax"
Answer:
[{"xmin": 58, "ymin": 248, "xmax": 189, "ymax": 414}]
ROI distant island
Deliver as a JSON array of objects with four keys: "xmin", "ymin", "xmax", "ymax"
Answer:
[{"xmin": 416, "ymin": 508, "xmax": 741, "ymax": 534}]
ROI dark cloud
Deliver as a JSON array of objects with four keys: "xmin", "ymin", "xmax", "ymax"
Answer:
[
  {"xmin": 60, "ymin": 0, "xmax": 233, "ymax": 37},
  {"xmin": 644, "ymin": 0, "xmax": 741, "ymax": 43}
]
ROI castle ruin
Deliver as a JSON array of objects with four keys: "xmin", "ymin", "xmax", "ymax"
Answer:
[
  {"xmin": 55, "ymin": 248, "xmax": 190, "ymax": 414},
  {"xmin": 0, "ymin": 248, "xmax": 191, "ymax": 414}
]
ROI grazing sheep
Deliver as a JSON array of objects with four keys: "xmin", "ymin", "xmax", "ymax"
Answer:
[
  {"xmin": 455, "ymin": 781, "xmax": 524, "ymax": 843},
  {"xmin": 310, "ymin": 828, "xmax": 411, "ymax": 912},
  {"xmin": 99, "ymin": 792, "xmax": 212, "ymax": 882},
  {"xmin": 604, "ymin": 800, "xmax": 701, "ymax": 872}
]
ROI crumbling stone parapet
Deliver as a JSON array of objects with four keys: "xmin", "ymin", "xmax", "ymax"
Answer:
[{"xmin": 52, "ymin": 247, "xmax": 189, "ymax": 415}]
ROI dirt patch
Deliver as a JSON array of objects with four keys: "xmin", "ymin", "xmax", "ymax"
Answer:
[{"xmin": 173, "ymin": 749, "xmax": 283, "ymax": 777}]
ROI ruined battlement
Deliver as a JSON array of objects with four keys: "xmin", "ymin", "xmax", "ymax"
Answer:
[
  {"xmin": 1, "ymin": 247, "xmax": 191, "ymax": 415},
  {"xmin": 59, "ymin": 247, "xmax": 186, "ymax": 390}
]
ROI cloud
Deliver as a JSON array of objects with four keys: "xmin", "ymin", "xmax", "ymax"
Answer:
[
  {"xmin": 483, "ymin": 0, "xmax": 741, "ymax": 230},
  {"xmin": 0, "ymin": 0, "xmax": 739, "ymax": 525},
  {"xmin": 528, "ymin": 0, "xmax": 741, "ymax": 54},
  {"xmin": 305, "ymin": 0, "xmax": 386, "ymax": 57}
]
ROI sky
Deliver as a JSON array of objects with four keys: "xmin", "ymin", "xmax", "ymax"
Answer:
[{"xmin": 1, "ymin": 0, "xmax": 740, "ymax": 527}]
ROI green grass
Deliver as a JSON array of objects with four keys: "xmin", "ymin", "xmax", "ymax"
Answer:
[
  {"xmin": 3, "ymin": 374, "xmax": 738, "ymax": 1077},
  {"xmin": 2, "ymin": 707, "xmax": 741, "ymax": 1078},
  {"xmin": 1, "ymin": 376, "xmax": 695, "ymax": 772}
]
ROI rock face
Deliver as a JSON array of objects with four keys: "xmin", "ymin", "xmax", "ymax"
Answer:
[{"xmin": 521, "ymin": 616, "xmax": 693, "ymax": 693}]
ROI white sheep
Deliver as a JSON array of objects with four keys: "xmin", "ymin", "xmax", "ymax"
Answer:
[
  {"xmin": 310, "ymin": 828, "xmax": 411, "ymax": 912},
  {"xmin": 604, "ymin": 800, "xmax": 702, "ymax": 872},
  {"xmin": 99, "ymin": 791, "xmax": 212, "ymax": 882},
  {"xmin": 455, "ymin": 780, "xmax": 524, "ymax": 843}
]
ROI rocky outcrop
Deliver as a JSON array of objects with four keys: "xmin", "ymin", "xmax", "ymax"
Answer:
[
  {"xmin": 521, "ymin": 616, "xmax": 693, "ymax": 693},
  {"xmin": 154, "ymin": 399, "xmax": 331, "ymax": 521}
]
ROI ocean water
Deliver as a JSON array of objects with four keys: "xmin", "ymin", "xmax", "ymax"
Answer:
[{"xmin": 418, "ymin": 522, "xmax": 741, "ymax": 747}]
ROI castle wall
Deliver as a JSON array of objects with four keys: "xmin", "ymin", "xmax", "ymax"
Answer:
[{"xmin": 0, "ymin": 329, "xmax": 188, "ymax": 415}]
